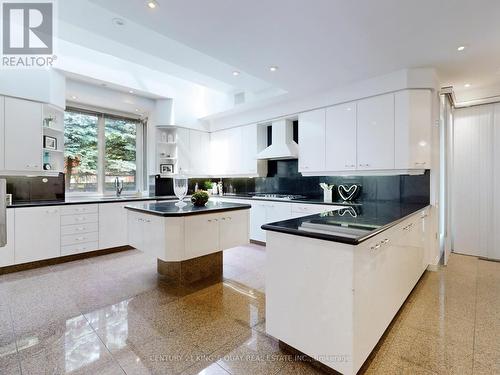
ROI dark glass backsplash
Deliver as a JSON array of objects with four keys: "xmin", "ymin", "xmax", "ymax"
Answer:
[
  {"xmin": 154, "ymin": 160, "xmax": 430, "ymax": 204},
  {"xmin": 3, "ymin": 173, "xmax": 65, "ymax": 203}
]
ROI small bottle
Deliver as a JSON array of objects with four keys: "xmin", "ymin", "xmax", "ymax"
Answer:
[{"xmin": 194, "ymin": 182, "xmax": 199, "ymax": 192}]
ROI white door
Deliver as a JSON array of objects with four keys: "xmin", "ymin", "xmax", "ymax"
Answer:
[
  {"xmin": 99, "ymin": 202, "xmax": 130, "ymax": 249},
  {"xmin": 15, "ymin": 206, "xmax": 61, "ymax": 263},
  {"xmin": 219, "ymin": 210, "xmax": 249, "ymax": 249},
  {"xmin": 395, "ymin": 90, "xmax": 432, "ymax": 169},
  {"xmin": 4, "ymin": 97, "xmax": 42, "ymax": 172},
  {"xmin": 357, "ymin": 93, "xmax": 395, "ymax": 170},
  {"xmin": 0, "ymin": 97, "xmax": 4, "ymax": 170},
  {"xmin": 185, "ymin": 212, "xmax": 220, "ymax": 258},
  {"xmin": 189, "ymin": 130, "xmax": 210, "ymax": 176},
  {"xmin": 227, "ymin": 127, "xmax": 242, "ymax": 175},
  {"xmin": 0, "ymin": 210, "xmax": 15, "ymax": 267},
  {"xmin": 325, "ymin": 102, "xmax": 357, "ymax": 171},
  {"xmin": 299, "ymin": 108, "xmax": 326, "ymax": 172},
  {"xmin": 453, "ymin": 105, "xmax": 494, "ymax": 258},
  {"xmin": 210, "ymin": 130, "xmax": 229, "ymax": 175},
  {"xmin": 250, "ymin": 202, "xmax": 267, "ymax": 242},
  {"xmin": 241, "ymin": 124, "xmax": 258, "ymax": 174},
  {"xmin": 176, "ymin": 128, "xmax": 190, "ymax": 174}
]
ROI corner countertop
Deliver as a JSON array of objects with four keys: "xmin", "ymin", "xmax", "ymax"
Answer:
[
  {"xmin": 7, "ymin": 195, "xmax": 178, "ymax": 208},
  {"xmin": 262, "ymin": 201, "xmax": 430, "ymax": 245},
  {"xmin": 124, "ymin": 200, "xmax": 251, "ymax": 217}
]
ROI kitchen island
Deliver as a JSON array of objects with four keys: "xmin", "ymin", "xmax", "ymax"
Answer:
[
  {"xmin": 262, "ymin": 202, "xmax": 431, "ymax": 375},
  {"xmin": 126, "ymin": 200, "xmax": 250, "ymax": 285}
]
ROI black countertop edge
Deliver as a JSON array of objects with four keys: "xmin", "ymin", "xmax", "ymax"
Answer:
[
  {"xmin": 262, "ymin": 204, "xmax": 431, "ymax": 245},
  {"xmin": 124, "ymin": 201, "xmax": 252, "ymax": 217},
  {"xmin": 7, "ymin": 196, "xmax": 178, "ymax": 208},
  {"xmin": 213, "ymin": 194, "xmax": 362, "ymax": 207}
]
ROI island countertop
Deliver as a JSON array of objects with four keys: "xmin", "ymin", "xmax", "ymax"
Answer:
[
  {"xmin": 262, "ymin": 201, "xmax": 430, "ymax": 245},
  {"xmin": 124, "ymin": 200, "xmax": 251, "ymax": 217}
]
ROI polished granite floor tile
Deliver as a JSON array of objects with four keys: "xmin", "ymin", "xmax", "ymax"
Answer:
[{"xmin": 0, "ymin": 247, "xmax": 498, "ymax": 374}]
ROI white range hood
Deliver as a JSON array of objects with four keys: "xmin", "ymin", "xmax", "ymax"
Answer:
[{"xmin": 257, "ymin": 119, "xmax": 299, "ymax": 160}]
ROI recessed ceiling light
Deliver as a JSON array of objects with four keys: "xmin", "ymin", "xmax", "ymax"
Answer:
[
  {"xmin": 129, "ymin": 90, "xmax": 134, "ymax": 94},
  {"xmin": 464, "ymin": 83, "xmax": 471, "ymax": 88},
  {"xmin": 232, "ymin": 71, "xmax": 240, "ymax": 76},
  {"xmin": 112, "ymin": 17, "xmax": 125, "ymax": 26},
  {"xmin": 269, "ymin": 66, "xmax": 279, "ymax": 72},
  {"xmin": 135, "ymin": 108, "xmax": 140, "ymax": 112},
  {"xmin": 457, "ymin": 46, "xmax": 466, "ymax": 51},
  {"xmin": 71, "ymin": 96, "xmax": 77, "ymax": 100},
  {"xmin": 147, "ymin": 0, "xmax": 158, "ymax": 9}
]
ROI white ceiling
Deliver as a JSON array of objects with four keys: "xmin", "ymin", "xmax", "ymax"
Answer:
[{"xmin": 62, "ymin": 0, "xmax": 500, "ymax": 105}]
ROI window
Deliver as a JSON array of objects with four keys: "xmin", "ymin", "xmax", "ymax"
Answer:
[{"xmin": 64, "ymin": 108, "xmax": 144, "ymax": 194}]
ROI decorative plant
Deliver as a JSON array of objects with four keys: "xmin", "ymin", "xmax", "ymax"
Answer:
[
  {"xmin": 191, "ymin": 191, "xmax": 209, "ymax": 206},
  {"xmin": 203, "ymin": 181, "xmax": 213, "ymax": 190}
]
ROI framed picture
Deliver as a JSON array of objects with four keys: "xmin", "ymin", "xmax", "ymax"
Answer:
[
  {"xmin": 160, "ymin": 164, "xmax": 174, "ymax": 174},
  {"xmin": 43, "ymin": 135, "xmax": 57, "ymax": 150}
]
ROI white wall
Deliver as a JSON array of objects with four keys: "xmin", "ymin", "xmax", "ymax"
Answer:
[
  {"xmin": 205, "ymin": 68, "xmax": 440, "ymax": 131},
  {"xmin": 56, "ymin": 39, "xmax": 232, "ymax": 130},
  {"xmin": 0, "ymin": 69, "xmax": 66, "ymax": 109}
]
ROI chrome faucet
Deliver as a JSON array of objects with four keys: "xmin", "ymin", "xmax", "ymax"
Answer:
[{"xmin": 114, "ymin": 177, "xmax": 124, "ymax": 197}]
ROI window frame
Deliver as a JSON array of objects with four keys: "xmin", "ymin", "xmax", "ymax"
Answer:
[{"xmin": 64, "ymin": 106, "xmax": 146, "ymax": 196}]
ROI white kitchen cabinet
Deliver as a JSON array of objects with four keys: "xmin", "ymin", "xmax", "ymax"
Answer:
[
  {"xmin": 0, "ymin": 210, "xmax": 15, "ymax": 267},
  {"xmin": 395, "ymin": 90, "xmax": 432, "ymax": 169},
  {"xmin": 189, "ymin": 130, "xmax": 210, "ymax": 176},
  {"xmin": 290, "ymin": 203, "xmax": 343, "ymax": 218},
  {"xmin": 4, "ymin": 97, "xmax": 42, "ymax": 172},
  {"xmin": 299, "ymin": 108, "xmax": 326, "ymax": 172},
  {"xmin": 210, "ymin": 130, "xmax": 229, "ymax": 175},
  {"xmin": 176, "ymin": 127, "xmax": 190, "ymax": 174},
  {"xmin": 241, "ymin": 123, "xmax": 267, "ymax": 176},
  {"xmin": 127, "ymin": 210, "xmax": 165, "ymax": 258},
  {"xmin": 15, "ymin": 206, "xmax": 60, "ymax": 264},
  {"xmin": 357, "ymin": 93, "xmax": 395, "ymax": 170},
  {"xmin": 219, "ymin": 209, "xmax": 250, "ymax": 249},
  {"xmin": 0, "ymin": 97, "xmax": 4, "ymax": 170},
  {"xmin": 185, "ymin": 212, "xmax": 220, "ymax": 258},
  {"xmin": 249, "ymin": 201, "xmax": 268, "ymax": 242},
  {"xmin": 227, "ymin": 127, "xmax": 242, "ymax": 175},
  {"xmin": 325, "ymin": 102, "xmax": 357, "ymax": 171}
]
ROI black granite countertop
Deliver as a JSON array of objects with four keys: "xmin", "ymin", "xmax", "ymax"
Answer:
[
  {"xmin": 214, "ymin": 194, "xmax": 360, "ymax": 207},
  {"xmin": 262, "ymin": 201, "xmax": 430, "ymax": 245},
  {"xmin": 7, "ymin": 195, "xmax": 177, "ymax": 208},
  {"xmin": 124, "ymin": 200, "xmax": 251, "ymax": 217}
]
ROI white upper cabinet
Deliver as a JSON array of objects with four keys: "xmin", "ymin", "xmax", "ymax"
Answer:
[
  {"xmin": 299, "ymin": 108, "xmax": 326, "ymax": 172},
  {"xmin": 227, "ymin": 127, "xmax": 242, "ymax": 175},
  {"xmin": 325, "ymin": 102, "xmax": 357, "ymax": 171},
  {"xmin": 395, "ymin": 90, "xmax": 432, "ymax": 169},
  {"xmin": 0, "ymin": 97, "xmax": 4, "ymax": 170},
  {"xmin": 357, "ymin": 93, "xmax": 395, "ymax": 170},
  {"xmin": 176, "ymin": 127, "xmax": 190, "ymax": 174},
  {"xmin": 4, "ymin": 97, "xmax": 42, "ymax": 172},
  {"xmin": 189, "ymin": 130, "xmax": 210, "ymax": 176},
  {"xmin": 210, "ymin": 129, "xmax": 229, "ymax": 175},
  {"xmin": 241, "ymin": 124, "xmax": 259, "ymax": 175}
]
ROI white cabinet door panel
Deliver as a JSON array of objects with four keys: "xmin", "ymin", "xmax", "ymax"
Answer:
[
  {"xmin": 395, "ymin": 90, "xmax": 432, "ymax": 169},
  {"xmin": 60, "ymin": 213, "xmax": 98, "ymax": 226},
  {"xmin": 241, "ymin": 124, "xmax": 258, "ymax": 174},
  {"xmin": 210, "ymin": 131, "xmax": 229, "ymax": 175},
  {"xmin": 219, "ymin": 210, "xmax": 249, "ymax": 249},
  {"xmin": 15, "ymin": 206, "xmax": 60, "ymax": 263},
  {"xmin": 250, "ymin": 202, "xmax": 267, "ymax": 242},
  {"xmin": 4, "ymin": 97, "xmax": 42, "ymax": 172},
  {"xmin": 299, "ymin": 109, "xmax": 326, "ymax": 172},
  {"xmin": 185, "ymin": 213, "xmax": 220, "ymax": 258},
  {"xmin": 60, "ymin": 204, "xmax": 98, "ymax": 215},
  {"xmin": 99, "ymin": 202, "xmax": 133, "ymax": 249},
  {"xmin": 325, "ymin": 102, "xmax": 357, "ymax": 171},
  {"xmin": 0, "ymin": 210, "xmax": 15, "ymax": 267},
  {"xmin": 61, "ymin": 242, "xmax": 99, "ymax": 256},
  {"xmin": 177, "ymin": 127, "xmax": 190, "ymax": 174},
  {"xmin": 189, "ymin": 130, "xmax": 210, "ymax": 176},
  {"xmin": 357, "ymin": 94, "xmax": 395, "ymax": 170}
]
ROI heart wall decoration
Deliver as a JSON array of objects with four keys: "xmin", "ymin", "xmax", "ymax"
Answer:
[{"xmin": 338, "ymin": 184, "xmax": 361, "ymax": 201}]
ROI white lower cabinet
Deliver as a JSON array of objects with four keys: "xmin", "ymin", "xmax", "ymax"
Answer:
[
  {"xmin": 99, "ymin": 201, "xmax": 152, "ymax": 249},
  {"xmin": 0, "ymin": 210, "xmax": 15, "ymax": 267},
  {"xmin": 185, "ymin": 212, "xmax": 220, "ymax": 258},
  {"xmin": 15, "ymin": 206, "xmax": 61, "ymax": 264},
  {"xmin": 219, "ymin": 209, "xmax": 250, "ymax": 250},
  {"xmin": 60, "ymin": 204, "xmax": 99, "ymax": 256}
]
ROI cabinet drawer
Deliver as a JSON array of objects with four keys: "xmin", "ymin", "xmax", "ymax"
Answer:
[
  {"xmin": 61, "ymin": 231, "xmax": 99, "ymax": 246},
  {"xmin": 61, "ymin": 241, "xmax": 99, "ymax": 256},
  {"xmin": 61, "ymin": 222, "xmax": 99, "ymax": 236},
  {"xmin": 61, "ymin": 213, "xmax": 98, "ymax": 226},
  {"xmin": 60, "ymin": 204, "xmax": 98, "ymax": 216}
]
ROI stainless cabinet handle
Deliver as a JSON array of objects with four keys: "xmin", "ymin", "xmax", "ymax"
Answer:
[
  {"xmin": 415, "ymin": 162, "xmax": 427, "ymax": 166},
  {"xmin": 383, "ymin": 238, "xmax": 390, "ymax": 243}
]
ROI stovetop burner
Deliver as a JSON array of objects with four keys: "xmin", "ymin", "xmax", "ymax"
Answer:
[{"xmin": 252, "ymin": 194, "xmax": 307, "ymax": 201}]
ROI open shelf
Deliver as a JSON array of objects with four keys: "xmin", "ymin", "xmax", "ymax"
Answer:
[{"xmin": 43, "ymin": 148, "xmax": 63, "ymax": 153}]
